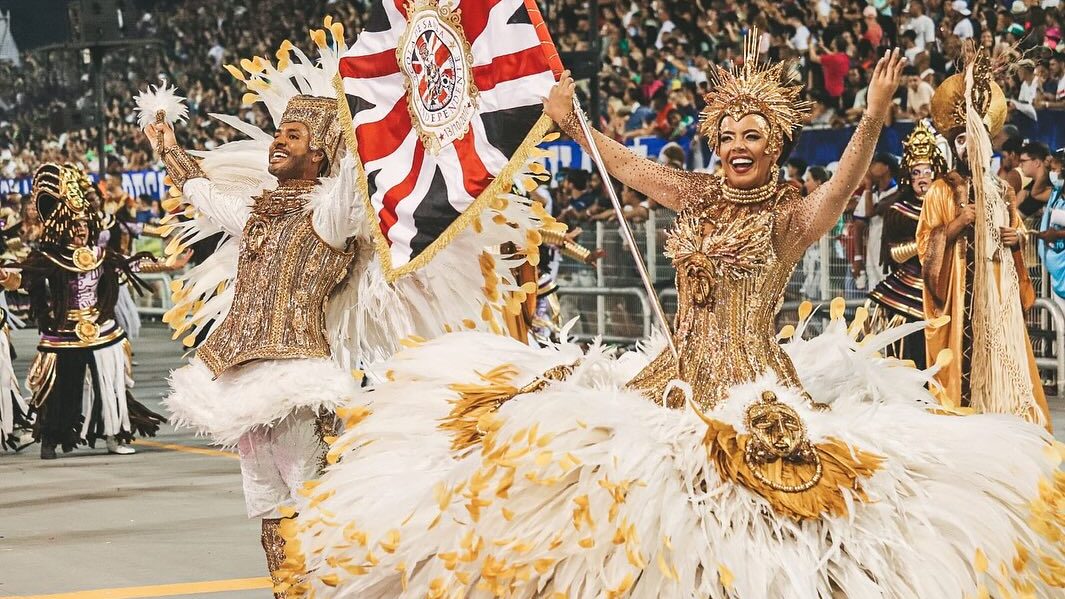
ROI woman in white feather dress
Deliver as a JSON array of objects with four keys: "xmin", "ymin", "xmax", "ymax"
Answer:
[{"xmin": 280, "ymin": 45, "xmax": 1064, "ymax": 599}]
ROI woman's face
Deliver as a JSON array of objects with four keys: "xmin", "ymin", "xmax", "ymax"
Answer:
[
  {"xmin": 981, "ymin": 30, "xmax": 993, "ymax": 47},
  {"xmin": 717, "ymin": 114, "xmax": 780, "ymax": 190},
  {"xmin": 909, "ymin": 162, "xmax": 935, "ymax": 196}
]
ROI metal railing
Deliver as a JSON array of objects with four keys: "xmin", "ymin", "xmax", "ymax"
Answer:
[{"xmin": 554, "ymin": 212, "xmax": 1065, "ymax": 396}]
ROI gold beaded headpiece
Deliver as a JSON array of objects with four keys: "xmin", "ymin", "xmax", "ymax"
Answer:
[
  {"xmin": 32, "ymin": 163, "xmax": 102, "ymax": 247},
  {"xmin": 899, "ymin": 122, "xmax": 948, "ymax": 186},
  {"xmin": 279, "ymin": 94, "xmax": 344, "ymax": 176},
  {"xmin": 699, "ymin": 30, "xmax": 812, "ymax": 156}
]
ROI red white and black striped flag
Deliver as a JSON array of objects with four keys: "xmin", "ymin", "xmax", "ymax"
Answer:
[{"xmin": 338, "ymin": 0, "xmax": 562, "ymax": 279}]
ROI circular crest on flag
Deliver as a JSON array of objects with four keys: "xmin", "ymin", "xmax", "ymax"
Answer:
[{"xmin": 398, "ymin": 0, "xmax": 479, "ymax": 155}]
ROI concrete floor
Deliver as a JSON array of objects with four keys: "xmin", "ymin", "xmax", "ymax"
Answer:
[
  {"xmin": 0, "ymin": 324, "xmax": 267, "ymax": 599},
  {"xmin": 0, "ymin": 323, "xmax": 1062, "ymax": 599}
]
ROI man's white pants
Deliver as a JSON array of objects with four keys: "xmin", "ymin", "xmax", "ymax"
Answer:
[{"xmin": 237, "ymin": 409, "xmax": 326, "ymax": 519}]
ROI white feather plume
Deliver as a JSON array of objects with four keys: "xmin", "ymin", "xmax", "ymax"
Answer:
[{"xmin": 133, "ymin": 83, "xmax": 189, "ymax": 129}]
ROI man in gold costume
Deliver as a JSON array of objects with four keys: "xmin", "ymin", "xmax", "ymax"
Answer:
[
  {"xmin": 145, "ymin": 92, "xmax": 362, "ymax": 595},
  {"xmin": 915, "ymin": 50, "xmax": 1051, "ymax": 429}
]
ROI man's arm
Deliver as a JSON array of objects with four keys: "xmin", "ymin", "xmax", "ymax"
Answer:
[{"xmin": 144, "ymin": 122, "xmax": 251, "ymax": 237}]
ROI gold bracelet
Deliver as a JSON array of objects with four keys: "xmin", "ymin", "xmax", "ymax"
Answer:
[
  {"xmin": 558, "ymin": 109, "xmax": 586, "ymax": 143},
  {"xmin": 161, "ymin": 145, "xmax": 206, "ymax": 190},
  {"xmin": 562, "ymin": 241, "xmax": 592, "ymax": 263},
  {"xmin": 890, "ymin": 241, "xmax": 918, "ymax": 264},
  {"xmin": 540, "ymin": 227, "xmax": 568, "ymax": 246}
]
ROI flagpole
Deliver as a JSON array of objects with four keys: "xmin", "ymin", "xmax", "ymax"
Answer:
[{"xmin": 570, "ymin": 97, "xmax": 678, "ymax": 358}]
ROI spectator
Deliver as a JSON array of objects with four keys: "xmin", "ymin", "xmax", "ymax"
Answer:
[
  {"xmin": 1035, "ymin": 147, "xmax": 1065, "ymax": 313},
  {"xmin": 951, "ymin": 1, "xmax": 976, "ymax": 40},
  {"xmin": 786, "ymin": 158, "xmax": 808, "ymax": 190},
  {"xmin": 904, "ymin": 0, "xmax": 937, "ymax": 50},
  {"xmin": 862, "ymin": 6, "xmax": 885, "ymax": 47},
  {"xmin": 557, "ymin": 169, "xmax": 598, "ymax": 224},
  {"xmin": 1000, "ymin": 135, "xmax": 1027, "ymax": 194},
  {"xmin": 852, "ymin": 153, "xmax": 900, "ymax": 291},
  {"xmin": 902, "ymin": 66, "xmax": 936, "ymax": 119},
  {"xmin": 809, "ymin": 36, "xmax": 851, "ymax": 108},
  {"xmin": 1018, "ymin": 141, "xmax": 1053, "ymax": 219}
]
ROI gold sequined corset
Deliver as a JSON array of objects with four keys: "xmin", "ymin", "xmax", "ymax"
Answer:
[
  {"xmin": 197, "ymin": 183, "xmax": 355, "ymax": 378},
  {"xmin": 628, "ymin": 183, "xmax": 803, "ymax": 411}
]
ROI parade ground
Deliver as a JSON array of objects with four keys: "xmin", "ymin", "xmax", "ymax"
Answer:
[
  {"xmin": 0, "ymin": 324, "xmax": 267, "ymax": 599},
  {"xmin": 1, "ymin": 323, "xmax": 1064, "ymax": 599}
]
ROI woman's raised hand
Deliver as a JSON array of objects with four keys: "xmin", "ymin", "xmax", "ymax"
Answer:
[
  {"xmin": 544, "ymin": 70, "xmax": 578, "ymax": 124},
  {"xmin": 865, "ymin": 48, "xmax": 906, "ymax": 122}
]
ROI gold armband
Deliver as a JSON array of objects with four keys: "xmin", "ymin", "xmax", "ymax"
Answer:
[
  {"xmin": 540, "ymin": 227, "xmax": 568, "ymax": 246},
  {"xmin": 540, "ymin": 227, "xmax": 593, "ymax": 263},
  {"xmin": 161, "ymin": 145, "xmax": 206, "ymax": 190},
  {"xmin": 889, "ymin": 241, "xmax": 918, "ymax": 264},
  {"xmin": 137, "ymin": 259, "xmax": 173, "ymax": 274},
  {"xmin": 561, "ymin": 241, "xmax": 592, "ymax": 263}
]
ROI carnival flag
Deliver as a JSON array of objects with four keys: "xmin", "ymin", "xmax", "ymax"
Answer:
[{"xmin": 338, "ymin": 0, "xmax": 562, "ymax": 280}]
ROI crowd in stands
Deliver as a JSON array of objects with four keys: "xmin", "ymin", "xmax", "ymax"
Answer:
[{"xmin": 0, "ymin": 0, "xmax": 369, "ymax": 180}]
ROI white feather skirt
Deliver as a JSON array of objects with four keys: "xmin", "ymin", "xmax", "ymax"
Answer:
[
  {"xmin": 288, "ymin": 326, "xmax": 1065, "ymax": 598},
  {"xmin": 164, "ymin": 357, "xmax": 362, "ymax": 447},
  {"xmin": 0, "ymin": 330, "xmax": 27, "ymax": 447},
  {"xmin": 114, "ymin": 284, "xmax": 141, "ymax": 340}
]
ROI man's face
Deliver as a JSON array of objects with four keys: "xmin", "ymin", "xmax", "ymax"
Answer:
[
  {"xmin": 953, "ymin": 132, "xmax": 968, "ymax": 162},
  {"xmin": 1019, "ymin": 153, "xmax": 1042, "ymax": 178},
  {"xmin": 908, "ymin": 75, "xmax": 920, "ymax": 90},
  {"xmin": 870, "ymin": 162, "xmax": 889, "ymax": 182},
  {"xmin": 268, "ymin": 121, "xmax": 323, "ymax": 180}
]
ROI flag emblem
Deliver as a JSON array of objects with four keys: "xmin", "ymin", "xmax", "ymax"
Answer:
[
  {"xmin": 399, "ymin": 1, "xmax": 478, "ymax": 152},
  {"xmin": 337, "ymin": 0, "xmax": 562, "ymax": 280}
]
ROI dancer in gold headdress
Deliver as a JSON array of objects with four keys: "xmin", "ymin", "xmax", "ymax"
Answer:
[
  {"xmin": 281, "ymin": 42, "xmax": 1063, "ymax": 599},
  {"xmin": 0, "ymin": 164, "xmax": 164, "ymax": 460},
  {"xmin": 916, "ymin": 49, "xmax": 1051, "ymax": 428},
  {"xmin": 866, "ymin": 121, "xmax": 948, "ymax": 368}
]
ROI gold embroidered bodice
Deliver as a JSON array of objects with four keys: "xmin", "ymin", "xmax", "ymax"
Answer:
[
  {"xmin": 198, "ymin": 182, "xmax": 355, "ymax": 377},
  {"xmin": 629, "ymin": 181, "xmax": 805, "ymax": 410}
]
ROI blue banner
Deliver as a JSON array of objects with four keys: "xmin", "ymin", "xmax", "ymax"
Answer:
[
  {"xmin": 538, "ymin": 111, "xmax": 1065, "ymax": 179},
  {"xmin": 1, "ymin": 169, "xmax": 169, "ymax": 200}
]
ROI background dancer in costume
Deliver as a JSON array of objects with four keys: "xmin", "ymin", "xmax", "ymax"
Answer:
[
  {"xmin": 866, "ymin": 121, "xmax": 948, "ymax": 368},
  {"xmin": 0, "ymin": 164, "xmax": 164, "ymax": 460},
  {"xmin": 916, "ymin": 48, "xmax": 1051, "ymax": 428},
  {"xmin": 285, "ymin": 42, "xmax": 1064, "ymax": 599}
]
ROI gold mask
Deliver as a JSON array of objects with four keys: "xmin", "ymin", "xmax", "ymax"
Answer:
[{"xmin": 743, "ymin": 390, "xmax": 822, "ymax": 492}]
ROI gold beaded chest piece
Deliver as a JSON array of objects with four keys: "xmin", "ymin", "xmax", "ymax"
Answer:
[{"xmin": 197, "ymin": 181, "xmax": 355, "ymax": 377}]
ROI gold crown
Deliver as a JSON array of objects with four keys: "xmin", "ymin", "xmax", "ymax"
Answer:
[
  {"xmin": 930, "ymin": 49, "xmax": 1007, "ymax": 137},
  {"xmin": 280, "ymin": 95, "xmax": 343, "ymax": 174},
  {"xmin": 699, "ymin": 30, "xmax": 812, "ymax": 155},
  {"xmin": 900, "ymin": 122, "xmax": 948, "ymax": 185}
]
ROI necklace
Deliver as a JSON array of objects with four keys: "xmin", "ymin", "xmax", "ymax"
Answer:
[
  {"xmin": 719, "ymin": 174, "xmax": 781, "ymax": 205},
  {"xmin": 253, "ymin": 179, "xmax": 317, "ymax": 216}
]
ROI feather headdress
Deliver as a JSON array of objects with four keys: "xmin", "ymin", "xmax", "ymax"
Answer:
[{"xmin": 699, "ymin": 30, "xmax": 812, "ymax": 154}]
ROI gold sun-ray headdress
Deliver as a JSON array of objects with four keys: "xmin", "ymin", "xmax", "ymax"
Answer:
[{"xmin": 699, "ymin": 30, "xmax": 812, "ymax": 155}]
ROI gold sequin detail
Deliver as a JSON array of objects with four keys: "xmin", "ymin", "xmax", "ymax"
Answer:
[
  {"xmin": 198, "ymin": 182, "xmax": 355, "ymax": 377},
  {"xmin": 628, "ymin": 179, "xmax": 804, "ymax": 411}
]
